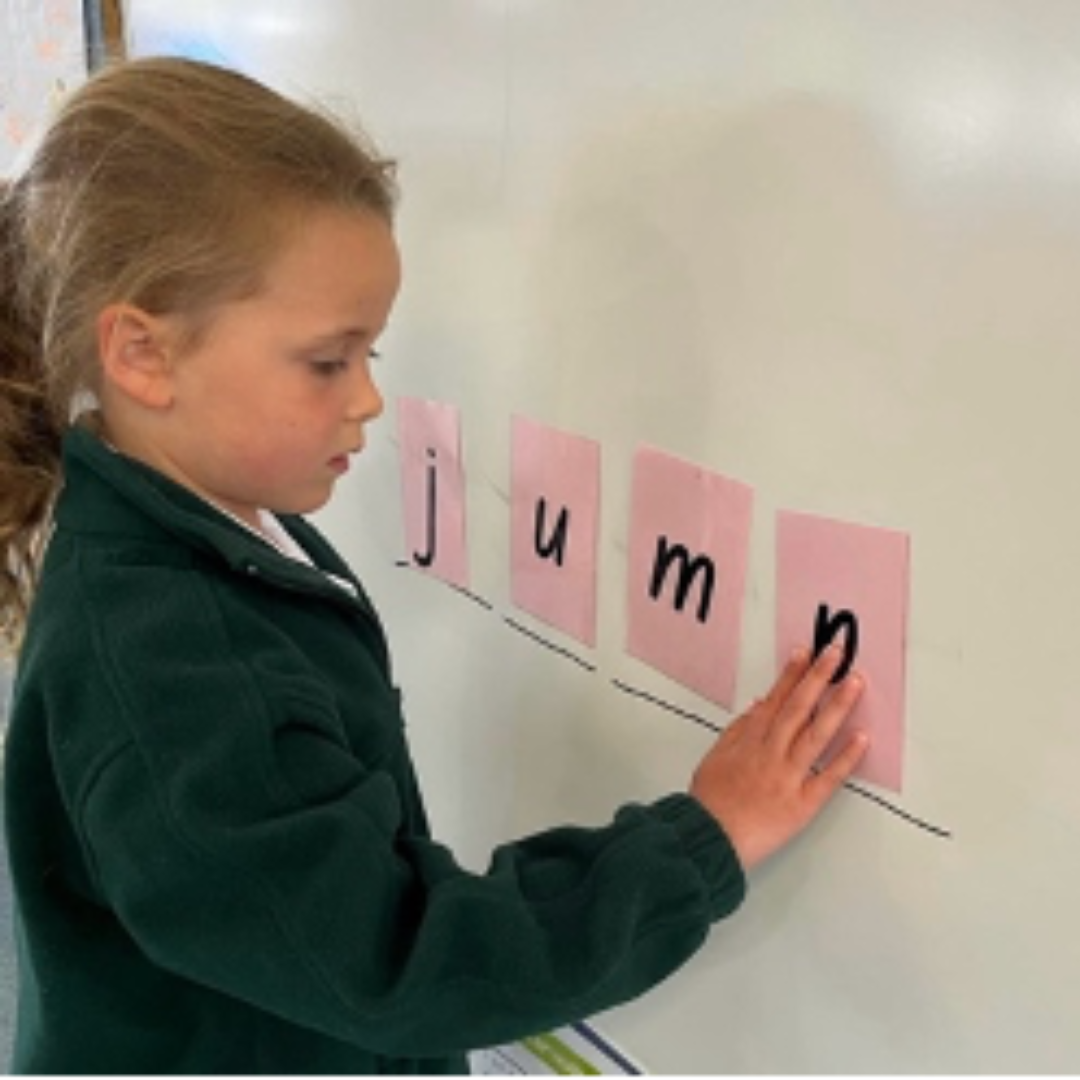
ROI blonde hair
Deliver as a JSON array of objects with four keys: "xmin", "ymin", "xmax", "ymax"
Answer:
[{"xmin": 0, "ymin": 57, "xmax": 397, "ymax": 648}]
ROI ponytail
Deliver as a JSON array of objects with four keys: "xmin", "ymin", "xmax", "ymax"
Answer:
[{"xmin": 0, "ymin": 181, "xmax": 62, "ymax": 651}]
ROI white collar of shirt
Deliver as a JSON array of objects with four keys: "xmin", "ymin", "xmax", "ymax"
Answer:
[
  {"xmin": 194, "ymin": 500, "xmax": 357, "ymax": 599},
  {"xmin": 222, "ymin": 507, "xmax": 359, "ymax": 598}
]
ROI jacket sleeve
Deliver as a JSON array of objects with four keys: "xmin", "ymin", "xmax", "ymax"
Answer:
[{"xmin": 77, "ymin": 580, "xmax": 746, "ymax": 1059}]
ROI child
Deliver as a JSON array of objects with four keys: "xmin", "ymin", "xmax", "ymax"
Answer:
[{"xmin": 0, "ymin": 58, "xmax": 867, "ymax": 1074}]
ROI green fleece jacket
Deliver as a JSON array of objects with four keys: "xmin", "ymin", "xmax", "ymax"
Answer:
[{"xmin": 3, "ymin": 427, "xmax": 746, "ymax": 1074}]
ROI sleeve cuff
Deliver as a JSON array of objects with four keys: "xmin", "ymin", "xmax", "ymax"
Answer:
[{"xmin": 649, "ymin": 793, "xmax": 747, "ymax": 922}]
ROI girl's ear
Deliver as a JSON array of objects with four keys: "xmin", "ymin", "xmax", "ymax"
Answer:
[{"xmin": 96, "ymin": 304, "xmax": 176, "ymax": 410}]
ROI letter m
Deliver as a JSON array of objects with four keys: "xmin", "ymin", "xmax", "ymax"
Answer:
[{"xmin": 649, "ymin": 537, "xmax": 716, "ymax": 624}]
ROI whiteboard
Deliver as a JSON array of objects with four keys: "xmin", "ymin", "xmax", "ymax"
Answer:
[
  {"xmin": 124, "ymin": 1, "xmax": 1080, "ymax": 1071},
  {"xmin": 0, "ymin": 0, "xmax": 86, "ymax": 177}
]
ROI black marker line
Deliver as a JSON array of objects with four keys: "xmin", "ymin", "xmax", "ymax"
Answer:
[
  {"xmin": 393, "ymin": 560, "xmax": 494, "ymax": 610},
  {"xmin": 503, "ymin": 618, "xmax": 597, "ymax": 673},
  {"xmin": 612, "ymin": 678, "xmax": 953, "ymax": 840},
  {"xmin": 610, "ymin": 679, "xmax": 724, "ymax": 735},
  {"xmin": 449, "ymin": 583, "xmax": 495, "ymax": 611},
  {"xmin": 843, "ymin": 782, "xmax": 953, "ymax": 839}
]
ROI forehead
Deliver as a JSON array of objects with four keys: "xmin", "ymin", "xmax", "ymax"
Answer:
[{"xmin": 257, "ymin": 206, "xmax": 401, "ymax": 328}]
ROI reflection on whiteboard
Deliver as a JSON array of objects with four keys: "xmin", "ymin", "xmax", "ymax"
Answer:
[{"xmin": 0, "ymin": 0, "xmax": 86, "ymax": 176}]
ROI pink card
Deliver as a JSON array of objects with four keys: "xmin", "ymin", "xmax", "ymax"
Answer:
[
  {"xmin": 626, "ymin": 447, "xmax": 754, "ymax": 709},
  {"xmin": 397, "ymin": 397, "xmax": 469, "ymax": 589},
  {"xmin": 775, "ymin": 510, "xmax": 910, "ymax": 793},
  {"xmin": 510, "ymin": 416, "xmax": 601, "ymax": 647}
]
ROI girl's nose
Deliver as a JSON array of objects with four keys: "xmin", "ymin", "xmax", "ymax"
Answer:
[{"xmin": 348, "ymin": 364, "xmax": 384, "ymax": 423}]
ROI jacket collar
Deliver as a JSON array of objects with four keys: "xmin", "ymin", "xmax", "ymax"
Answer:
[{"xmin": 55, "ymin": 423, "xmax": 378, "ymax": 619}]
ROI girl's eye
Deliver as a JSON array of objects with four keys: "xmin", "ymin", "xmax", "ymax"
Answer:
[
  {"xmin": 307, "ymin": 346, "xmax": 381, "ymax": 377},
  {"xmin": 309, "ymin": 358, "xmax": 348, "ymax": 377}
]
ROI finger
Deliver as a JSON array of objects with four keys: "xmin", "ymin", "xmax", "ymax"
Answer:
[
  {"xmin": 737, "ymin": 649, "xmax": 812, "ymax": 745},
  {"xmin": 766, "ymin": 644, "xmax": 847, "ymax": 748},
  {"xmin": 756, "ymin": 647, "xmax": 814, "ymax": 730},
  {"xmin": 790, "ymin": 670, "xmax": 865, "ymax": 770},
  {"xmin": 720, "ymin": 653, "xmax": 809, "ymax": 741},
  {"xmin": 765, "ymin": 647, "xmax": 813, "ymax": 712},
  {"xmin": 804, "ymin": 728, "xmax": 870, "ymax": 809}
]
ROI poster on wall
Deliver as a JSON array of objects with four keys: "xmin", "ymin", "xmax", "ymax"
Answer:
[
  {"xmin": 0, "ymin": 0, "xmax": 87, "ymax": 176},
  {"xmin": 471, "ymin": 1022, "xmax": 642, "ymax": 1076}
]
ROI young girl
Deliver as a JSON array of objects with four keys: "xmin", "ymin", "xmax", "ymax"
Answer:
[{"xmin": 0, "ymin": 58, "xmax": 866, "ymax": 1074}]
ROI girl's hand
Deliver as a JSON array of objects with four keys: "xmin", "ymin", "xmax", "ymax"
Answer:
[{"xmin": 690, "ymin": 646, "xmax": 868, "ymax": 871}]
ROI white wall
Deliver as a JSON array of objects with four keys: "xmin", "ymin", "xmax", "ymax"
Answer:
[
  {"xmin": 124, "ymin": 2, "xmax": 1080, "ymax": 1071},
  {"xmin": 0, "ymin": 0, "xmax": 86, "ymax": 177}
]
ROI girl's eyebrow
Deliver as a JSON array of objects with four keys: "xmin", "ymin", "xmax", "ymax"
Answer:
[{"xmin": 302, "ymin": 326, "xmax": 369, "ymax": 350}]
